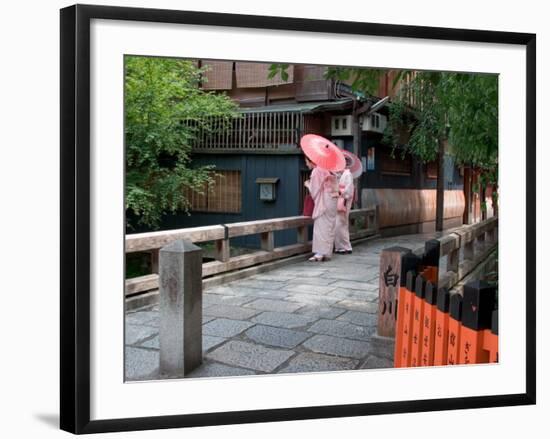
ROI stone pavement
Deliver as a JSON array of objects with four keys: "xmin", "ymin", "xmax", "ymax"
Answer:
[{"xmin": 125, "ymin": 232, "xmax": 447, "ymax": 381}]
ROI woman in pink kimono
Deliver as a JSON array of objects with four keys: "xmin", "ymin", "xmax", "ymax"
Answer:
[
  {"xmin": 304, "ymin": 157, "xmax": 339, "ymax": 261},
  {"xmin": 334, "ymin": 158, "xmax": 354, "ymax": 254}
]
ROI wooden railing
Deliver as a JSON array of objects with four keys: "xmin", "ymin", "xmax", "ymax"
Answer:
[
  {"xmin": 126, "ymin": 207, "xmax": 378, "ymax": 298},
  {"xmin": 187, "ymin": 111, "xmax": 303, "ymax": 152},
  {"xmin": 388, "ymin": 216, "xmax": 499, "ymax": 368},
  {"xmin": 376, "ymin": 216, "xmax": 498, "ymax": 340},
  {"xmin": 426, "ymin": 216, "xmax": 498, "ymax": 290}
]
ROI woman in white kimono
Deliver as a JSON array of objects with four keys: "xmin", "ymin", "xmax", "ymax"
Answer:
[
  {"xmin": 334, "ymin": 157, "xmax": 354, "ymax": 254},
  {"xmin": 304, "ymin": 157, "xmax": 339, "ymax": 262}
]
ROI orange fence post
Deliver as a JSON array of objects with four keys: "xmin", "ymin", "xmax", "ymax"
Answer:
[
  {"xmin": 433, "ymin": 288, "xmax": 450, "ymax": 366},
  {"xmin": 394, "ymin": 253, "xmax": 421, "ymax": 368},
  {"xmin": 482, "ymin": 309, "xmax": 499, "ymax": 363},
  {"xmin": 410, "ymin": 275, "xmax": 426, "ymax": 367},
  {"xmin": 420, "ymin": 281, "xmax": 438, "ymax": 367},
  {"xmin": 423, "ymin": 240, "xmax": 440, "ymax": 284},
  {"xmin": 460, "ymin": 281, "xmax": 497, "ymax": 364},
  {"xmin": 447, "ymin": 293, "xmax": 463, "ymax": 366},
  {"xmin": 395, "ymin": 271, "xmax": 420, "ymax": 367}
]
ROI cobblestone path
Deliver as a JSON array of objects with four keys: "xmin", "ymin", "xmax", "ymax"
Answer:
[{"xmin": 125, "ymin": 232, "xmax": 447, "ymax": 381}]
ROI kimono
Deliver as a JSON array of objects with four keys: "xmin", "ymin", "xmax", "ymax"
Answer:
[
  {"xmin": 334, "ymin": 169, "xmax": 354, "ymax": 252},
  {"xmin": 308, "ymin": 167, "xmax": 338, "ymax": 257}
]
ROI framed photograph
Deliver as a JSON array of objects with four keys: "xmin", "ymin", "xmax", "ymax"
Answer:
[{"xmin": 60, "ymin": 4, "xmax": 536, "ymax": 434}]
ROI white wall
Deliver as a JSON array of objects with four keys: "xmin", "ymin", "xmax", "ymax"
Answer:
[{"xmin": 0, "ymin": 0, "xmax": 547, "ymax": 438}]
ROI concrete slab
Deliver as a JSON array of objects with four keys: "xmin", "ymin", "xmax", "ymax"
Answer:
[
  {"xmin": 207, "ymin": 285, "xmax": 289, "ymax": 299},
  {"xmin": 360, "ymin": 355, "xmax": 394, "ymax": 369},
  {"xmin": 250, "ymin": 273, "xmax": 299, "ymax": 282},
  {"xmin": 307, "ymin": 319, "xmax": 374, "ymax": 341},
  {"xmin": 207, "ymin": 341, "xmax": 295, "ymax": 372},
  {"xmin": 302, "ymin": 335, "xmax": 370, "ymax": 359},
  {"xmin": 277, "ymin": 352, "xmax": 359, "ymax": 374},
  {"xmin": 285, "ymin": 293, "xmax": 341, "ymax": 306},
  {"xmin": 283, "ymin": 284, "xmax": 337, "ymax": 295},
  {"xmin": 125, "ymin": 324, "xmax": 158, "ymax": 346},
  {"xmin": 330, "ymin": 280, "xmax": 380, "ymax": 291},
  {"xmin": 245, "ymin": 325, "xmax": 312, "ymax": 349},
  {"xmin": 285, "ymin": 277, "xmax": 338, "ymax": 287},
  {"xmin": 187, "ymin": 361, "xmax": 257, "ymax": 378},
  {"xmin": 202, "ymin": 294, "xmax": 256, "ymax": 307},
  {"xmin": 231, "ymin": 279, "xmax": 287, "ymax": 291},
  {"xmin": 251, "ymin": 311, "xmax": 319, "ymax": 329},
  {"xmin": 294, "ymin": 306, "xmax": 346, "ymax": 320},
  {"xmin": 126, "ymin": 310, "xmax": 159, "ymax": 327},
  {"xmin": 125, "ymin": 346, "xmax": 159, "ymax": 381},
  {"xmin": 203, "ymin": 304, "xmax": 260, "ymax": 320},
  {"xmin": 334, "ymin": 300, "xmax": 379, "ymax": 314},
  {"xmin": 245, "ymin": 298, "xmax": 303, "ymax": 313},
  {"xmin": 202, "ymin": 318, "xmax": 254, "ymax": 338},
  {"xmin": 336, "ymin": 310, "xmax": 378, "ymax": 327},
  {"xmin": 327, "ymin": 288, "xmax": 378, "ymax": 302},
  {"xmin": 140, "ymin": 334, "xmax": 226, "ymax": 352}
]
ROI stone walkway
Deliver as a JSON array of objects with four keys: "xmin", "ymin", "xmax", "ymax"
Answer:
[{"xmin": 125, "ymin": 231, "xmax": 447, "ymax": 381}]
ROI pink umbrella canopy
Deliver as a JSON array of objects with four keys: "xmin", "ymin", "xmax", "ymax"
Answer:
[
  {"xmin": 341, "ymin": 149, "xmax": 363, "ymax": 179},
  {"xmin": 300, "ymin": 134, "xmax": 345, "ymax": 172}
]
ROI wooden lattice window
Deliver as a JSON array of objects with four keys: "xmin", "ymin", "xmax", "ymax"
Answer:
[
  {"xmin": 200, "ymin": 60, "xmax": 234, "ymax": 90},
  {"xmin": 380, "ymin": 147, "xmax": 412, "ymax": 176},
  {"xmin": 235, "ymin": 62, "xmax": 294, "ymax": 88},
  {"xmin": 184, "ymin": 170, "xmax": 242, "ymax": 213}
]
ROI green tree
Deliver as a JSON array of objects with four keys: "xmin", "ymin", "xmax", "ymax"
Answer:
[
  {"xmin": 125, "ymin": 56, "xmax": 239, "ymax": 229},
  {"xmin": 383, "ymin": 71, "xmax": 498, "ymax": 227},
  {"xmin": 384, "ymin": 72, "xmax": 498, "ymax": 168},
  {"xmin": 270, "ymin": 64, "xmax": 497, "ymax": 169},
  {"xmin": 271, "ymin": 64, "xmax": 498, "ymax": 227},
  {"xmin": 324, "ymin": 66, "xmax": 497, "ymax": 228}
]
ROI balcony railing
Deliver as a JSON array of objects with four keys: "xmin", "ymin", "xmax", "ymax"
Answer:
[{"xmin": 186, "ymin": 111, "xmax": 304, "ymax": 152}]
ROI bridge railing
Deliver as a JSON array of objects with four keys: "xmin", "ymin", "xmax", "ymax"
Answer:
[
  {"xmin": 427, "ymin": 215, "xmax": 498, "ymax": 290},
  {"xmin": 126, "ymin": 207, "xmax": 378, "ymax": 299},
  {"xmin": 388, "ymin": 215, "xmax": 499, "ymax": 368},
  {"xmin": 377, "ymin": 216, "xmax": 498, "ymax": 340}
]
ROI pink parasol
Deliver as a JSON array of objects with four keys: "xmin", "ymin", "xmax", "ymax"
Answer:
[
  {"xmin": 300, "ymin": 134, "xmax": 345, "ymax": 172},
  {"xmin": 341, "ymin": 149, "xmax": 363, "ymax": 179}
]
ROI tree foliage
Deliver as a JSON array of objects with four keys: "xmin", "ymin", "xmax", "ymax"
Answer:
[
  {"xmin": 384, "ymin": 71, "xmax": 498, "ymax": 173},
  {"xmin": 125, "ymin": 56, "xmax": 239, "ymax": 229},
  {"xmin": 275, "ymin": 64, "xmax": 498, "ymax": 174}
]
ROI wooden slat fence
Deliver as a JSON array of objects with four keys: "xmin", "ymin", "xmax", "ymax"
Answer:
[{"xmin": 185, "ymin": 111, "xmax": 303, "ymax": 151}]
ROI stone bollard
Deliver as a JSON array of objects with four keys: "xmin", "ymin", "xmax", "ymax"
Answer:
[{"xmin": 159, "ymin": 239, "xmax": 203, "ymax": 377}]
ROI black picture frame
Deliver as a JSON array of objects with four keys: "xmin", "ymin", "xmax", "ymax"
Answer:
[{"xmin": 60, "ymin": 4, "xmax": 536, "ymax": 434}]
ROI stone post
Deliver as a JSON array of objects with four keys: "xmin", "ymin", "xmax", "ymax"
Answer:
[{"xmin": 159, "ymin": 239, "xmax": 203, "ymax": 377}]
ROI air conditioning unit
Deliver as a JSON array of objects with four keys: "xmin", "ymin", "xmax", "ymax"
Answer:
[
  {"xmin": 331, "ymin": 115, "xmax": 353, "ymax": 136},
  {"xmin": 362, "ymin": 112, "xmax": 387, "ymax": 134}
]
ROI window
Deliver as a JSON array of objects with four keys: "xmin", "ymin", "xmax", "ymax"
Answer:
[
  {"xmin": 342, "ymin": 118, "xmax": 347, "ymax": 130},
  {"xmin": 380, "ymin": 147, "xmax": 412, "ymax": 176},
  {"xmin": 184, "ymin": 170, "xmax": 242, "ymax": 213}
]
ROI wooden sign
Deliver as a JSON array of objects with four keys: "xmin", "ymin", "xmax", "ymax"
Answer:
[{"xmin": 377, "ymin": 246, "xmax": 414, "ymax": 337}]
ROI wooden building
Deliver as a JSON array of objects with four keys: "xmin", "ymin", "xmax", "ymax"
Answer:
[{"xmin": 158, "ymin": 61, "xmax": 470, "ymax": 246}]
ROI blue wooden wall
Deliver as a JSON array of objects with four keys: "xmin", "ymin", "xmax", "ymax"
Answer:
[
  {"xmin": 157, "ymin": 153, "xmax": 303, "ymax": 248},
  {"xmin": 127, "ymin": 135, "xmax": 463, "ymax": 250}
]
